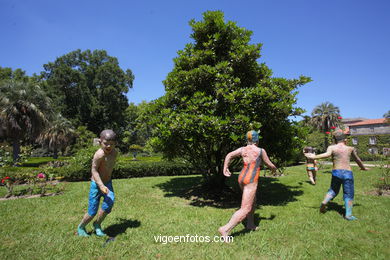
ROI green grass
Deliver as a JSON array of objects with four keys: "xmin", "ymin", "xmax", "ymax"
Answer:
[{"xmin": 0, "ymin": 165, "xmax": 389, "ymax": 259}]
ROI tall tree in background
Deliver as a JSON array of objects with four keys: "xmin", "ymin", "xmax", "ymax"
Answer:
[
  {"xmin": 0, "ymin": 66, "xmax": 30, "ymax": 83},
  {"xmin": 40, "ymin": 49, "xmax": 134, "ymax": 134},
  {"xmin": 150, "ymin": 11, "xmax": 311, "ymax": 186},
  {"xmin": 0, "ymin": 81, "xmax": 52, "ymax": 161},
  {"xmin": 121, "ymin": 101, "xmax": 155, "ymax": 152},
  {"xmin": 311, "ymin": 101, "xmax": 342, "ymax": 148}
]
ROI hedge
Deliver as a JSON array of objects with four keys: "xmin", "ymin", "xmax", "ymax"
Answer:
[
  {"xmin": 51, "ymin": 160, "xmax": 198, "ymax": 181},
  {"xmin": 1, "ymin": 145, "xmax": 199, "ymax": 182}
]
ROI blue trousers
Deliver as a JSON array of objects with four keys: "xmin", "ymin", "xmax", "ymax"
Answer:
[
  {"xmin": 88, "ymin": 180, "xmax": 115, "ymax": 216},
  {"xmin": 327, "ymin": 169, "xmax": 354, "ymax": 201}
]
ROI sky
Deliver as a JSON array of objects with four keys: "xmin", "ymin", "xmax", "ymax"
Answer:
[{"xmin": 1, "ymin": 0, "xmax": 389, "ymax": 120}]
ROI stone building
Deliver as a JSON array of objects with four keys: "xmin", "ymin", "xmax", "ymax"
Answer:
[{"xmin": 343, "ymin": 118, "xmax": 390, "ymax": 156}]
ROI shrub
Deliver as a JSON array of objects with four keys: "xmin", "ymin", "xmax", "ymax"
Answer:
[
  {"xmin": 57, "ymin": 159, "xmax": 197, "ymax": 181},
  {"xmin": 113, "ymin": 160, "xmax": 197, "ymax": 179},
  {"xmin": 374, "ymin": 156, "xmax": 390, "ymax": 194},
  {"xmin": 0, "ymin": 146, "xmax": 13, "ymax": 167},
  {"xmin": 52, "ymin": 146, "xmax": 97, "ymax": 181},
  {"xmin": 0, "ymin": 166, "xmax": 41, "ymax": 182},
  {"xmin": 0, "ymin": 167, "xmax": 66, "ymax": 198}
]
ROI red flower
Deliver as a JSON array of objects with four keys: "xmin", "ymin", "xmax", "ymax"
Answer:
[
  {"xmin": 325, "ymin": 131, "xmax": 331, "ymax": 134},
  {"xmin": 338, "ymin": 116, "xmax": 342, "ymax": 119},
  {"xmin": 331, "ymin": 126, "xmax": 336, "ymax": 129},
  {"xmin": 37, "ymin": 173, "xmax": 46, "ymax": 179},
  {"xmin": 1, "ymin": 177, "xmax": 10, "ymax": 184}
]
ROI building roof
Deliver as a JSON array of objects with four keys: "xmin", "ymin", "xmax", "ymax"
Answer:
[
  {"xmin": 342, "ymin": 117, "xmax": 368, "ymax": 122},
  {"xmin": 348, "ymin": 118, "xmax": 388, "ymax": 127}
]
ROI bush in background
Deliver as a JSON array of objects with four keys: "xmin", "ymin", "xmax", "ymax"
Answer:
[{"xmin": 49, "ymin": 145, "xmax": 197, "ymax": 181}]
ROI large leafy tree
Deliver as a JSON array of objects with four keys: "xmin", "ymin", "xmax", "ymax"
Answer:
[
  {"xmin": 150, "ymin": 11, "xmax": 311, "ymax": 185},
  {"xmin": 37, "ymin": 114, "xmax": 76, "ymax": 158},
  {"xmin": 40, "ymin": 49, "xmax": 134, "ymax": 134},
  {"xmin": 0, "ymin": 81, "xmax": 52, "ymax": 161}
]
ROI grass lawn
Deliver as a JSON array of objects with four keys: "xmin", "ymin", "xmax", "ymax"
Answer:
[{"xmin": 0, "ymin": 164, "xmax": 389, "ymax": 259}]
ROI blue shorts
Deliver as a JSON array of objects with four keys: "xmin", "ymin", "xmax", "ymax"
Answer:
[
  {"xmin": 88, "ymin": 180, "xmax": 115, "ymax": 216},
  {"xmin": 327, "ymin": 169, "xmax": 354, "ymax": 200}
]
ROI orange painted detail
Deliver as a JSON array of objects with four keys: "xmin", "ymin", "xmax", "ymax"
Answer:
[{"xmin": 238, "ymin": 160, "xmax": 261, "ymax": 185}]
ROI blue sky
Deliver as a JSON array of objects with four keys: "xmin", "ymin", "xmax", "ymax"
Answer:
[{"xmin": 1, "ymin": 0, "xmax": 389, "ymax": 119}]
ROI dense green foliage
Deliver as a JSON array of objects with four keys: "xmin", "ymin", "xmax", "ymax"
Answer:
[
  {"xmin": 40, "ymin": 49, "xmax": 134, "ymax": 134},
  {"xmin": 120, "ymin": 101, "xmax": 154, "ymax": 153},
  {"xmin": 0, "ymin": 66, "xmax": 30, "ymax": 83},
  {"xmin": 305, "ymin": 129, "xmax": 327, "ymax": 153},
  {"xmin": 352, "ymin": 135, "xmax": 390, "ymax": 161},
  {"xmin": 150, "ymin": 11, "xmax": 311, "ymax": 182},
  {"xmin": 56, "ymin": 159, "xmax": 196, "ymax": 181},
  {"xmin": 50, "ymin": 146, "xmax": 97, "ymax": 181}
]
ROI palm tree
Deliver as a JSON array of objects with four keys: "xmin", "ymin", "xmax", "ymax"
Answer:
[
  {"xmin": 311, "ymin": 102, "xmax": 342, "ymax": 131},
  {"xmin": 37, "ymin": 114, "xmax": 76, "ymax": 158},
  {"xmin": 0, "ymin": 81, "xmax": 52, "ymax": 161},
  {"xmin": 311, "ymin": 102, "xmax": 342, "ymax": 147}
]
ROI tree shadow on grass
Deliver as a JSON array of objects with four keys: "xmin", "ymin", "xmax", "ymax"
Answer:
[
  {"xmin": 104, "ymin": 218, "xmax": 141, "ymax": 237},
  {"xmin": 154, "ymin": 175, "xmax": 304, "ymax": 209}
]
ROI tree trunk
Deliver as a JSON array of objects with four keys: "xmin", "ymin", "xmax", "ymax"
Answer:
[
  {"xmin": 324, "ymin": 135, "xmax": 329, "ymax": 150},
  {"xmin": 53, "ymin": 148, "xmax": 58, "ymax": 159},
  {"xmin": 207, "ymin": 161, "xmax": 227, "ymax": 190},
  {"xmin": 12, "ymin": 139, "xmax": 20, "ymax": 162}
]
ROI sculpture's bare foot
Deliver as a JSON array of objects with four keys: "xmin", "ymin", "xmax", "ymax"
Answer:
[{"xmin": 218, "ymin": 227, "xmax": 231, "ymax": 243}]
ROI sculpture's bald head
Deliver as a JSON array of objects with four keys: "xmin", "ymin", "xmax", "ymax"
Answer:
[{"xmin": 100, "ymin": 129, "xmax": 116, "ymax": 141}]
